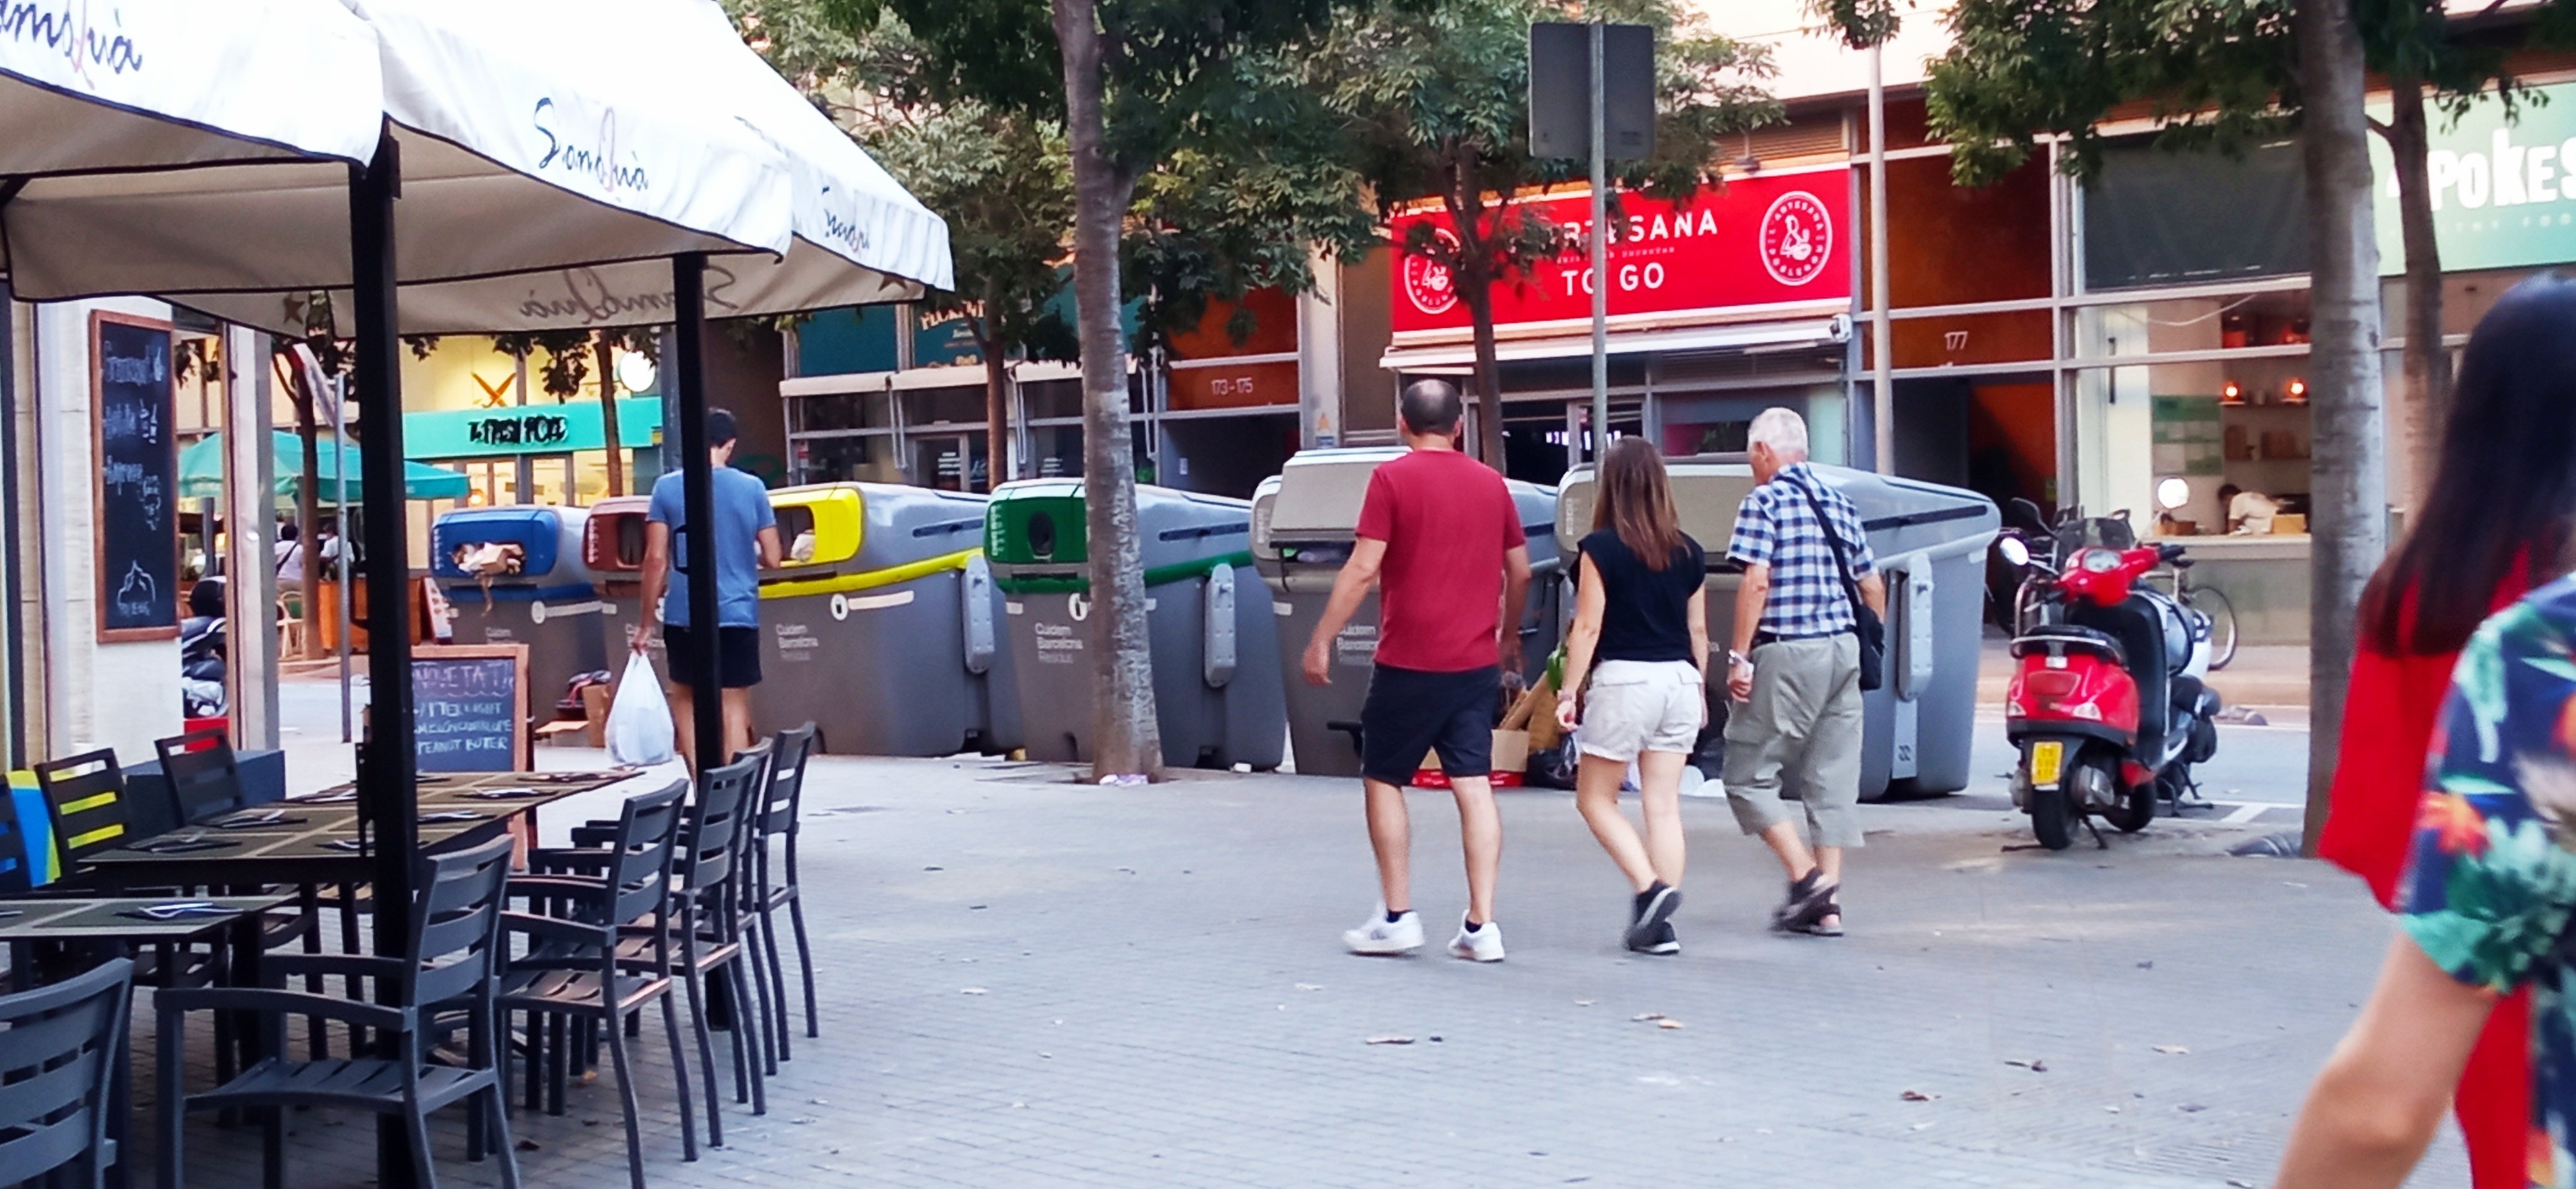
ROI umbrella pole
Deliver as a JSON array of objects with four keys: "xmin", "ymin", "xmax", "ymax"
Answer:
[
  {"xmin": 671, "ymin": 253, "xmax": 726, "ymax": 770},
  {"xmin": 349, "ymin": 134, "xmax": 422, "ymax": 1189},
  {"xmin": 336, "ymin": 409, "xmax": 352, "ymax": 744}
]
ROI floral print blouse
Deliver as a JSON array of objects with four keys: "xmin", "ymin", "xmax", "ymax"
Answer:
[{"xmin": 2403, "ymin": 573, "xmax": 2576, "ymax": 1188}]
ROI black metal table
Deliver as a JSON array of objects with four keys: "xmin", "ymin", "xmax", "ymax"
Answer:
[{"xmin": 67, "ymin": 789, "xmax": 585, "ymax": 892}]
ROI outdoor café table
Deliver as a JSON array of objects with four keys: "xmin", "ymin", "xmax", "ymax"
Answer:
[
  {"xmin": 0, "ymin": 894, "xmax": 290, "ymax": 1189},
  {"xmin": 63, "ymin": 782, "xmax": 596, "ymax": 894}
]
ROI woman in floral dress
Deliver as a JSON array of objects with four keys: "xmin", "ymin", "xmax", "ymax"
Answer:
[{"xmin": 2278, "ymin": 577, "xmax": 2576, "ymax": 1187}]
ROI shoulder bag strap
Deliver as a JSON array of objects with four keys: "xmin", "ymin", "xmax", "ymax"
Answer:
[{"xmin": 1786, "ymin": 476, "xmax": 1868, "ymax": 615}]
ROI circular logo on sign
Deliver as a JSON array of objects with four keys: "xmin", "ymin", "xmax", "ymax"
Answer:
[
  {"xmin": 1068, "ymin": 591, "xmax": 1091, "ymax": 622},
  {"xmin": 1399, "ymin": 228, "xmax": 1463, "ymax": 316},
  {"xmin": 829, "ymin": 593, "xmax": 850, "ymax": 622},
  {"xmin": 1757, "ymin": 191, "xmax": 1833, "ymax": 287}
]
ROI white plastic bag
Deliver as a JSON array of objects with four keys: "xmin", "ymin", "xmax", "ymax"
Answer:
[{"xmin": 606, "ymin": 651, "xmax": 676, "ymax": 767}]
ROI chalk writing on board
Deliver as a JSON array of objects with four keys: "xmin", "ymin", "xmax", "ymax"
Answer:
[
  {"xmin": 93, "ymin": 313, "xmax": 178, "ymax": 640},
  {"xmin": 414, "ymin": 655, "xmax": 523, "ymax": 772}
]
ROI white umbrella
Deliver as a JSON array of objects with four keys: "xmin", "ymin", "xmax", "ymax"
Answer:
[
  {"xmin": 165, "ymin": 0, "xmax": 952, "ymax": 334},
  {"xmin": 26, "ymin": 0, "xmax": 798, "ymax": 319},
  {"xmin": 0, "ymin": 0, "xmax": 385, "ymax": 284}
]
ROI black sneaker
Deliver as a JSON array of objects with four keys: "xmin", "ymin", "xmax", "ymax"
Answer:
[
  {"xmin": 1629, "ymin": 919, "xmax": 1680, "ymax": 956},
  {"xmin": 1625, "ymin": 882, "xmax": 1681, "ymax": 951}
]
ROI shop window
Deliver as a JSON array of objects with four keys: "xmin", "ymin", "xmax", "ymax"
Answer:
[
  {"xmin": 2083, "ymin": 139, "xmax": 2310, "ymax": 290},
  {"xmin": 901, "ymin": 385, "xmax": 985, "ymax": 429},
  {"xmin": 796, "ymin": 305, "xmax": 899, "ymax": 377},
  {"xmin": 793, "ymin": 434, "xmax": 901, "ymax": 486},
  {"xmin": 790, "ymin": 391, "xmax": 892, "ymax": 433},
  {"xmin": 1022, "ymin": 379, "xmax": 1083, "ymax": 420},
  {"xmin": 1882, "ymin": 154, "xmax": 2052, "ymax": 308},
  {"xmin": 1027, "ymin": 424, "xmax": 1083, "ymax": 479},
  {"xmin": 2073, "ymin": 355, "xmax": 2312, "ymax": 538},
  {"xmin": 2075, "ymin": 289, "xmax": 2310, "ymax": 360}
]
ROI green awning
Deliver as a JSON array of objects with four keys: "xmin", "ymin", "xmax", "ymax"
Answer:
[{"xmin": 177, "ymin": 430, "xmax": 471, "ymax": 503}]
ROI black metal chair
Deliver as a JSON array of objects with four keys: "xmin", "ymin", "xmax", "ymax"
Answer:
[
  {"xmin": 156, "ymin": 835, "xmax": 522, "ymax": 1189},
  {"xmin": 617, "ymin": 749, "xmax": 768, "ymax": 1144},
  {"xmin": 0, "ymin": 955, "xmax": 134, "ymax": 1188},
  {"xmin": 151, "ymin": 729, "xmax": 249, "ymax": 824},
  {"xmin": 748, "ymin": 723, "xmax": 818, "ymax": 1066},
  {"xmin": 500, "ymin": 780, "xmax": 695, "ymax": 1189}
]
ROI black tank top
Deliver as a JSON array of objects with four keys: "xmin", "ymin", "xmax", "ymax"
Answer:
[{"xmin": 1580, "ymin": 529, "xmax": 1706, "ymax": 664}]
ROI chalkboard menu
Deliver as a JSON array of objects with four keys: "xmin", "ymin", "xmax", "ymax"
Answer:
[
  {"xmin": 92, "ymin": 311, "xmax": 178, "ymax": 642},
  {"xmin": 412, "ymin": 644, "xmax": 531, "ymax": 772}
]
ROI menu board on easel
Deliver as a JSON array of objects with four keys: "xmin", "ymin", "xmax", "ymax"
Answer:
[
  {"xmin": 412, "ymin": 644, "xmax": 531, "ymax": 772},
  {"xmin": 92, "ymin": 311, "xmax": 178, "ymax": 642}
]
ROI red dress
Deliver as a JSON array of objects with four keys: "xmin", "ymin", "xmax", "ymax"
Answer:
[{"xmin": 2317, "ymin": 573, "xmax": 2533, "ymax": 1189}]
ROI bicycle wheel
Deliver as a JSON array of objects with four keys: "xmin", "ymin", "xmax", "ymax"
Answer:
[{"xmin": 2189, "ymin": 585, "xmax": 2239, "ymax": 671}]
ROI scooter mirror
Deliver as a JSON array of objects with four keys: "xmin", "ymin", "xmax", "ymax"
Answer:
[
  {"xmin": 2156, "ymin": 477, "xmax": 2192, "ymax": 512},
  {"xmin": 1996, "ymin": 536, "xmax": 2032, "ymax": 568}
]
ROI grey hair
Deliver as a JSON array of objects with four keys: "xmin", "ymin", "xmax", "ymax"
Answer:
[{"xmin": 1748, "ymin": 407, "xmax": 1809, "ymax": 458}]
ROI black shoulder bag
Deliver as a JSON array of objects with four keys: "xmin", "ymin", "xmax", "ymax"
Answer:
[{"xmin": 1788, "ymin": 479, "xmax": 1885, "ymax": 692}]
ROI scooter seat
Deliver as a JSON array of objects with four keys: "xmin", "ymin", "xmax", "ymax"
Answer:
[{"xmin": 2011, "ymin": 624, "xmax": 2126, "ymax": 666}]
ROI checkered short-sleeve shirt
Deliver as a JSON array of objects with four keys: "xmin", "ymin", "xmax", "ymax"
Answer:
[{"xmin": 1726, "ymin": 463, "xmax": 1875, "ymax": 640}]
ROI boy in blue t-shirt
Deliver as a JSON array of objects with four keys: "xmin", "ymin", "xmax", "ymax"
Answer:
[{"xmin": 639, "ymin": 407, "xmax": 782, "ymax": 770}]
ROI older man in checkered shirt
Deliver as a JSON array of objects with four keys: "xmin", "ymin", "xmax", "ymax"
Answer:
[{"xmin": 1721, "ymin": 407, "xmax": 1887, "ymax": 938}]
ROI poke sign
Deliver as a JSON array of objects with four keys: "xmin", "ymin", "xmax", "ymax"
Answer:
[
  {"xmin": 1399, "ymin": 229, "xmax": 1463, "ymax": 316},
  {"xmin": 1759, "ymin": 191, "xmax": 1833, "ymax": 287}
]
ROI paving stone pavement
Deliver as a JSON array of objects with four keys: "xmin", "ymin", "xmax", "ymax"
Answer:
[{"xmin": 133, "ymin": 747, "xmax": 2465, "ymax": 1188}]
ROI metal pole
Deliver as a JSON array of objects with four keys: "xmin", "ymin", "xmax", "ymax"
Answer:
[
  {"xmin": 670, "ymin": 254, "xmax": 726, "ymax": 769},
  {"xmin": 0, "ymin": 282, "xmax": 22, "ymax": 769},
  {"xmin": 334, "ymin": 378, "xmax": 352, "ymax": 744},
  {"xmin": 513, "ymin": 352, "xmax": 534, "ymax": 503},
  {"xmin": 1868, "ymin": 41, "xmax": 1894, "ymax": 475},
  {"xmin": 1588, "ymin": 19, "xmax": 1610, "ymax": 463},
  {"xmin": 349, "ymin": 132, "xmax": 419, "ymax": 1189}
]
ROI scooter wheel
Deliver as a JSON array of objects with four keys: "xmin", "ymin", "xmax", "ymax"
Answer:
[
  {"xmin": 2030, "ymin": 785, "xmax": 2076, "ymax": 851},
  {"xmin": 2105, "ymin": 781, "xmax": 2156, "ymax": 833}
]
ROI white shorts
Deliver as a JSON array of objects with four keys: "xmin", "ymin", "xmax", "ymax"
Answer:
[{"xmin": 1577, "ymin": 660, "xmax": 1707, "ymax": 763}]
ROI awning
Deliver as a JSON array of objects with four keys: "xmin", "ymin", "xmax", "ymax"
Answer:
[
  {"xmin": 1379, "ymin": 315, "xmax": 1850, "ymax": 372},
  {"xmin": 178, "ymin": 431, "xmax": 470, "ymax": 503}
]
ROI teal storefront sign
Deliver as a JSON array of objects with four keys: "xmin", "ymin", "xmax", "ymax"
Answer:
[
  {"xmin": 406, "ymin": 398, "xmax": 664, "ymax": 459},
  {"xmin": 2372, "ymin": 81, "xmax": 2576, "ymax": 274}
]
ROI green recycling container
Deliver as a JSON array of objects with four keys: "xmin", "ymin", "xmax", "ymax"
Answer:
[{"xmin": 985, "ymin": 480, "xmax": 1286, "ymax": 770}]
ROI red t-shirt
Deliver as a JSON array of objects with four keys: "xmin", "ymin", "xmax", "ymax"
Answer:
[{"xmin": 1355, "ymin": 448, "xmax": 1521, "ymax": 673}]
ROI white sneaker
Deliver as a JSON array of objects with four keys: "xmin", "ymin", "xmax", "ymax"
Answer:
[
  {"xmin": 1448, "ymin": 917, "xmax": 1506, "ymax": 962},
  {"xmin": 1344, "ymin": 908, "xmax": 1424, "ymax": 956}
]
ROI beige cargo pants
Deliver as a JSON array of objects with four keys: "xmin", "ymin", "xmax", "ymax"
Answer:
[{"xmin": 1721, "ymin": 634, "xmax": 1866, "ymax": 848}]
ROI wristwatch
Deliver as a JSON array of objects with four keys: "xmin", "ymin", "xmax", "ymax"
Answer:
[{"xmin": 1727, "ymin": 650, "xmax": 1751, "ymax": 668}]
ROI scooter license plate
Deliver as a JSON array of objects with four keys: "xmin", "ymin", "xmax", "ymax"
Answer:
[{"xmin": 2028, "ymin": 741, "xmax": 2066, "ymax": 790}]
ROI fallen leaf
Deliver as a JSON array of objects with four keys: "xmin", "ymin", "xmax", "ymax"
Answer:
[
  {"xmin": 2104, "ymin": 1105, "xmax": 2122, "ymax": 1114},
  {"xmin": 1910, "ymin": 1122, "xmax": 1933, "ymax": 1131},
  {"xmin": 1295, "ymin": 983, "xmax": 1325, "ymax": 992},
  {"xmin": 2178, "ymin": 1104, "xmax": 2208, "ymax": 1113},
  {"xmin": 1632, "ymin": 1013, "xmax": 1666, "ymax": 1022},
  {"xmin": 2151, "ymin": 1045, "xmax": 2190, "ymax": 1055},
  {"xmin": 2136, "ymin": 960, "xmax": 2154, "ymax": 970},
  {"xmin": 2004, "ymin": 1059, "xmax": 2048, "ymax": 1073},
  {"xmin": 1365, "ymin": 1035, "xmax": 1415, "ymax": 1045},
  {"xmin": 1656, "ymin": 1019, "xmax": 1684, "ymax": 1030},
  {"xmin": 515, "ymin": 1139, "xmax": 541, "ymax": 1152},
  {"xmin": 960, "ymin": 987, "xmax": 988, "ymax": 995},
  {"xmin": 1575, "ymin": 999, "xmax": 1598, "ymax": 1006},
  {"xmin": 1900, "ymin": 1090, "xmax": 1939, "ymax": 1102}
]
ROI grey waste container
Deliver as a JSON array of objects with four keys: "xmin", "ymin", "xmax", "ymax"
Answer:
[
  {"xmin": 1251, "ymin": 448, "xmax": 1563, "ymax": 779},
  {"xmin": 1554, "ymin": 458, "xmax": 1997, "ymax": 800},
  {"xmin": 986, "ymin": 481, "xmax": 1287, "ymax": 771},
  {"xmin": 583, "ymin": 495, "xmax": 658, "ymax": 676},
  {"xmin": 432, "ymin": 505, "xmax": 606, "ymax": 720},
  {"xmin": 748, "ymin": 483, "xmax": 1020, "ymax": 757}
]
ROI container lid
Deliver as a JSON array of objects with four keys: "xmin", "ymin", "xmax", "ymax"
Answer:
[
  {"xmin": 582, "ymin": 495, "xmax": 655, "ymax": 573},
  {"xmin": 768, "ymin": 485, "xmax": 866, "ymax": 569},
  {"xmin": 985, "ymin": 480, "xmax": 1088, "ymax": 568},
  {"xmin": 1557, "ymin": 457, "xmax": 1995, "ymax": 557},
  {"xmin": 432, "ymin": 507, "xmax": 578, "ymax": 579}
]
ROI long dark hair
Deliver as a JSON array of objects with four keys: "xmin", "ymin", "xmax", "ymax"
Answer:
[
  {"xmin": 2362, "ymin": 270, "xmax": 2576, "ymax": 655},
  {"xmin": 1592, "ymin": 438, "xmax": 1684, "ymax": 571}
]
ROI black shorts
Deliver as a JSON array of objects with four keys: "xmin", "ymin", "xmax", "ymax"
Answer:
[
  {"xmin": 664, "ymin": 624, "xmax": 762, "ymax": 689},
  {"xmin": 1360, "ymin": 664, "xmax": 1501, "ymax": 786}
]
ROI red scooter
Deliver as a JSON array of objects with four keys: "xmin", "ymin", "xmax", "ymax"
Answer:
[{"xmin": 1996, "ymin": 528, "xmax": 2222, "ymax": 850}]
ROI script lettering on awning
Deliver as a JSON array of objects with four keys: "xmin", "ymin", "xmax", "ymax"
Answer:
[{"xmin": 467, "ymin": 413, "xmax": 571, "ymax": 447}]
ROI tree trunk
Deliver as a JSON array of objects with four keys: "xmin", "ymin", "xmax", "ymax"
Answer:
[
  {"xmin": 1053, "ymin": 0, "xmax": 1165, "ymax": 781},
  {"xmin": 1449, "ymin": 160, "xmax": 1508, "ymax": 473},
  {"xmin": 2295, "ymin": 0, "xmax": 2390, "ymax": 855},
  {"xmin": 1464, "ymin": 284, "xmax": 1505, "ymax": 468},
  {"xmin": 289, "ymin": 374, "xmax": 324, "ymax": 663},
  {"xmin": 595, "ymin": 333, "xmax": 625, "ymax": 497},
  {"xmin": 2388, "ymin": 77, "xmax": 2450, "ymax": 514},
  {"xmin": 978, "ymin": 321, "xmax": 1012, "ymax": 492}
]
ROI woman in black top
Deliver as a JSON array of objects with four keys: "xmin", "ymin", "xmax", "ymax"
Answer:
[{"xmin": 1557, "ymin": 438, "xmax": 1709, "ymax": 956}]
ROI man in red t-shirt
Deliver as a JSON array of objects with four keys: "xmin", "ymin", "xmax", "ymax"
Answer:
[{"xmin": 1302, "ymin": 380, "xmax": 1531, "ymax": 962}]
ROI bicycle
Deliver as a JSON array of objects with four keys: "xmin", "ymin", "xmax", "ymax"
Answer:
[{"xmin": 2156, "ymin": 564, "xmax": 2239, "ymax": 671}]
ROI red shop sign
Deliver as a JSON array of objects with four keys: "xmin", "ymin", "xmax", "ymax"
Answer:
[{"xmin": 1389, "ymin": 168, "xmax": 1851, "ymax": 334}]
